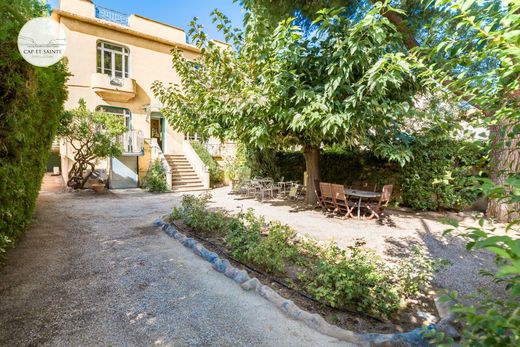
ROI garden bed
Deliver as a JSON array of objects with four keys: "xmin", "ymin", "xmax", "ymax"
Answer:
[{"xmin": 169, "ymin": 195, "xmax": 440, "ymax": 334}]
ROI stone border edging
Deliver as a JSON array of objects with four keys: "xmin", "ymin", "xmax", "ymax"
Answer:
[{"xmin": 154, "ymin": 217, "xmax": 450, "ymax": 346}]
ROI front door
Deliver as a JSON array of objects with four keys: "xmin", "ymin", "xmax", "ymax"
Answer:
[{"xmin": 150, "ymin": 113, "xmax": 164, "ymax": 151}]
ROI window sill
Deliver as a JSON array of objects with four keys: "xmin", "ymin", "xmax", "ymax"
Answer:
[{"xmin": 91, "ymin": 73, "xmax": 136, "ymax": 102}]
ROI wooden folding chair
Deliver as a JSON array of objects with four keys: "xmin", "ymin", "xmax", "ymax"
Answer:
[
  {"xmin": 331, "ymin": 184, "xmax": 355, "ymax": 218},
  {"xmin": 314, "ymin": 179, "xmax": 326, "ymax": 211},
  {"xmin": 287, "ymin": 183, "xmax": 304, "ymax": 201},
  {"xmin": 362, "ymin": 184, "xmax": 393, "ymax": 220},
  {"xmin": 319, "ymin": 182, "xmax": 335, "ymax": 212}
]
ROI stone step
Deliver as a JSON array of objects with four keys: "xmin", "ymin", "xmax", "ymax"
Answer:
[
  {"xmin": 171, "ymin": 177, "xmax": 202, "ymax": 183},
  {"xmin": 171, "ymin": 186, "xmax": 210, "ymax": 193},
  {"xmin": 172, "ymin": 180, "xmax": 202, "ymax": 187},
  {"xmin": 171, "ymin": 169, "xmax": 197, "ymax": 174},
  {"xmin": 167, "ymin": 160, "xmax": 190, "ymax": 165},
  {"xmin": 171, "ymin": 183, "xmax": 205, "ymax": 189},
  {"xmin": 172, "ymin": 174, "xmax": 199, "ymax": 179}
]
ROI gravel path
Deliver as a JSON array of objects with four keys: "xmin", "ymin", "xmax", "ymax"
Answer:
[
  {"xmin": 0, "ymin": 182, "xmax": 350, "ymax": 346},
  {"xmin": 208, "ymin": 187, "xmax": 508, "ymax": 302}
]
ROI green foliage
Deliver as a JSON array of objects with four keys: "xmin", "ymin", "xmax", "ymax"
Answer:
[
  {"xmin": 225, "ymin": 142, "xmax": 251, "ymax": 181},
  {"xmin": 57, "ymin": 100, "xmax": 126, "ymax": 188},
  {"xmin": 172, "ymin": 195, "xmax": 439, "ymax": 317},
  {"xmin": 300, "ymin": 241, "xmax": 401, "ymax": 317},
  {"xmin": 249, "ymin": 130, "xmax": 483, "ymax": 211},
  {"xmin": 414, "ymin": 0, "xmax": 519, "ymax": 122},
  {"xmin": 451, "ymin": 292, "xmax": 520, "ymax": 346},
  {"xmin": 399, "ymin": 130, "xmax": 484, "ymax": 211},
  {"xmin": 418, "ymin": 1, "xmax": 520, "ymax": 343},
  {"xmin": 0, "ymin": 0, "xmax": 68, "ymax": 258},
  {"xmin": 153, "ymin": 5, "xmax": 425, "ymax": 177},
  {"xmin": 190, "ymin": 140, "xmax": 224, "ymax": 186},
  {"xmin": 442, "ymin": 212, "xmax": 520, "ymax": 346},
  {"xmin": 143, "ymin": 159, "xmax": 168, "ymax": 192},
  {"xmin": 396, "ymin": 246, "xmax": 448, "ymax": 298},
  {"xmin": 227, "ymin": 212, "xmax": 298, "ymax": 273},
  {"xmin": 250, "ymin": 147, "xmax": 396, "ymax": 185}
]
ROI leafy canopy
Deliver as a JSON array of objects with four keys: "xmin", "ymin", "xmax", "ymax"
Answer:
[{"xmin": 153, "ymin": 4, "xmax": 424, "ymax": 163}]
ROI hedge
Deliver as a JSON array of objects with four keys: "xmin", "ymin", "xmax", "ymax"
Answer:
[
  {"xmin": 247, "ymin": 135, "xmax": 483, "ymax": 211},
  {"xmin": 0, "ymin": 0, "xmax": 68, "ymax": 257}
]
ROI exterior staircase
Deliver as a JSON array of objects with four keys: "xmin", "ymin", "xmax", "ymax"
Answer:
[{"xmin": 164, "ymin": 154, "xmax": 207, "ymax": 192}]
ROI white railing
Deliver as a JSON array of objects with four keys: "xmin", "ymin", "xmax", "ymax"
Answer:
[
  {"xmin": 118, "ymin": 129, "xmax": 144, "ymax": 155},
  {"xmin": 95, "ymin": 5, "xmax": 129, "ymax": 26},
  {"xmin": 182, "ymin": 140, "xmax": 210, "ymax": 189},
  {"xmin": 203, "ymin": 141, "xmax": 237, "ymax": 158},
  {"xmin": 148, "ymin": 138, "xmax": 172, "ymax": 189}
]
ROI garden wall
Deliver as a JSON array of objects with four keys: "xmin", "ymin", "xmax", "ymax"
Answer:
[{"xmin": 0, "ymin": 0, "xmax": 68, "ymax": 257}]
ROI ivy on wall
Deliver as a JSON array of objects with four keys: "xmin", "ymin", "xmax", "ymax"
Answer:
[{"xmin": 0, "ymin": 0, "xmax": 68, "ymax": 258}]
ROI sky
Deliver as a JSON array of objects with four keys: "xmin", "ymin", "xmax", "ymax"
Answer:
[{"xmin": 47, "ymin": 0, "xmax": 244, "ymax": 42}]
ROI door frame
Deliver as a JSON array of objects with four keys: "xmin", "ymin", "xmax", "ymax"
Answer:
[{"xmin": 150, "ymin": 112, "xmax": 165, "ymax": 152}]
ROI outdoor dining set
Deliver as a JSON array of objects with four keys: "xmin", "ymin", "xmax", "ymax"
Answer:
[
  {"xmin": 234, "ymin": 177, "xmax": 393, "ymax": 220},
  {"xmin": 235, "ymin": 177, "xmax": 306, "ymax": 201},
  {"xmin": 315, "ymin": 181, "xmax": 393, "ymax": 220}
]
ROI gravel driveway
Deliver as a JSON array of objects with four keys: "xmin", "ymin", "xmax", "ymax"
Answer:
[{"xmin": 0, "ymin": 183, "xmax": 349, "ymax": 346}]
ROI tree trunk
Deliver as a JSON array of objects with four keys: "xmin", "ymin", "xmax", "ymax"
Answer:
[
  {"xmin": 487, "ymin": 123, "xmax": 520, "ymax": 222},
  {"xmin": 303, "ymin": 145, "xmax": 320, "ymax": 206}
]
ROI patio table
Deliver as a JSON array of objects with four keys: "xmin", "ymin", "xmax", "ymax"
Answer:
[{"xmin": 345, "ymin": 189, "xmax": 381, "ymax": 219}]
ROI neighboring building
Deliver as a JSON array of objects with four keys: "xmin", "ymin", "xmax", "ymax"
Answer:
[{"xmin": 52, "ymin": 0, "xmax": 234, "ymax": 191}]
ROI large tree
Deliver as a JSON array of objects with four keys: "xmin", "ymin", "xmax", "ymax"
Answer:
[
  {"xmin": 153, "ymin": 5, "xmax": 423, "ymax": 205},
  {"xmin": 245, "ymin": 0, "xmax": 520, "ymax": 220}
]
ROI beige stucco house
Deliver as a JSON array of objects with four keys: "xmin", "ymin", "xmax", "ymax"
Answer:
[{"xmin": 52, "ymin": 0, "xmax": 233, "ymax": 190}]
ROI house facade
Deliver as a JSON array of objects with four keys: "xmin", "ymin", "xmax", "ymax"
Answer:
[{"xmin": 52, "ymin": 0, "xmax": 233, "ymax": 190}]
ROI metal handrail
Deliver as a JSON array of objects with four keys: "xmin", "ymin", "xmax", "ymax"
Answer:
[
  {"xmin": 95, "ymin": 6, "xmax": 129, "ymax": 26},
  {"xmin": 118, "ymin": 129, "xmax": 144, "ymax": 155}
]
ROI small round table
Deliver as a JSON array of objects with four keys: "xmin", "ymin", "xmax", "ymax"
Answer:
[{"xmin": 345, "ymin": 189, "xmax": 381, "ymax": 219}]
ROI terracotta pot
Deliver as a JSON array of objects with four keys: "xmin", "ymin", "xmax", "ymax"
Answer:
[{"xmin": 91, "ymin": 183, "xmax": 106, "ymax": 193}]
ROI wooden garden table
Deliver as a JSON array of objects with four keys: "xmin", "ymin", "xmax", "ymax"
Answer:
[{"xmin": 345, "ymin": 189, "xmax": 381, "ymax": 219}]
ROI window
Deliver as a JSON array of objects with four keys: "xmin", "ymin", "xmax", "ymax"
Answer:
[
  {"xmin": 97, "ymin": 41, "xmax": 130, "ymax": 78},
  {"xmin": 96, "ymin": 106, "xmax": 130, "ymax": 128}
]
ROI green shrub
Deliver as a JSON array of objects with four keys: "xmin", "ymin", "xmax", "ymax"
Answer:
[
  {"xmin": 175, "ymin": 194, "xmax": 210, "ymax": 229},
  {"xmin": 247, "ymin": 130, "xmax": 483, "ymax": 211},
  {"xmin": 190, "ymin": 140, "xmax": 224, "ymax": 186},
  {"xmin": 442, "ymin": 210, "xmax": 520, "ymax": 346},
  {"xmin": 395, "ymin": 246, "xmax": 447, "ymax": 298},
  {"xmin": 143, "ymin": 159, "xmax": 168, "ymax": 192},
  {"xmin": 171, "ymin": 195, "xmax": 438, "ymax": 318},
  {"xmin": 398, "ymin": 133, "xmax": 482, "ymax": 211},
  {"xmin": 225, "ymin": 142, "xmax": 251, "ymax": 181},
  {"xmin": 0, "ymin": 1, "xmax": 68, "ymax": 258},
  {"xmin": 226, "ymin": 211, "xmax": 298, "ymax": 273},
  {"xmin": 300, "ymin": 241, "xmax": 401, "ymax": 317}
]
